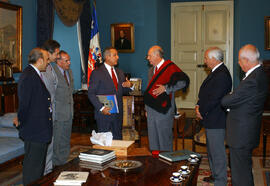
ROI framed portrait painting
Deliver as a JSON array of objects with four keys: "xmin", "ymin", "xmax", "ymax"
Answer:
[
  {"xmin": 0, "ymin": 2, "xmax": 22, "ymax": 72},
  {"xmin": 265, "ymin": 16, "xmax": 270, "ymax": 50},
  {"xmin": 111, "ymin": 23, "xmax": 134, "ymax": 53}
]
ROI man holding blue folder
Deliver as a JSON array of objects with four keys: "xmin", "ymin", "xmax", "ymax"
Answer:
[{"xmin": 88, "ymin": 47, "xmax": 132, "ymax": 139}]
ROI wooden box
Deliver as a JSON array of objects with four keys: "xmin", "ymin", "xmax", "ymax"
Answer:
[{"xmin": 93, "ymin": 140, "xmax": 134, "ymax": 156}]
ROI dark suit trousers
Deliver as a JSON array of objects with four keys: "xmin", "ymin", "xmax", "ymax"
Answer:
[
  {"xmin": 229, "ymin": 147, "xmax": 254, "ymax": 186},
  {"xmin": 96, "ymin": 114, "xmax": 122, "ymax": 140},
  {"xmin": 23, "ymin": 141, "xmax": 48, "ymax": 185},
  {"xmin": 206, "ymin": 129, "xmax": 227, "ymax": 186}
]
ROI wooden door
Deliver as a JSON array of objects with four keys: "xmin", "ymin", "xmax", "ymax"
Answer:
[{"xmin": 171, "ymin": 1, "xmax": 233, "ymax": 108}]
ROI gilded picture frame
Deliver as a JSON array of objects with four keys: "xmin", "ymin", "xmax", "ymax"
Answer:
[
  {"xmin": 111, "ymin": 23, "xmax": 134, "ymax": 53},
  {"xmin": 0, "ymin": 2, "xmax": 22, "ymax": 72},
  {"xmin": 265, "ymin": 16, "xmax": 270, "ymax": 50}
]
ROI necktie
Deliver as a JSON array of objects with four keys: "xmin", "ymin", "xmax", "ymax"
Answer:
[
  {"xmin": 64, "ymin": 71, "xmax": 69, "ymax": 85},
  {"xmin": 111, "ymin": 67, "xmax": 118, "ymax": 90},
  {"xmin": 154, "ymin": 67, "xmax": 158, "ymax": 74}
]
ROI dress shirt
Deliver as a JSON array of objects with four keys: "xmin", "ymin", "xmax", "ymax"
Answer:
[
  {"xmin": 154, "ymin": 59, "xmax": 165, "ymax": 74},
  {"xmin": 30, "ymin": 64, "xmax": 41, "ymax": 77},
  {"xmin": 212, "ymin": 62, "xmax": 223, "ymax": 72},
  {"xmin": 104, "ymin": 63, "xmax": 118, "ymax": 82},
  {"xmin": 243, "ymin": 64, "xmax": 261, "ymax": 80}
]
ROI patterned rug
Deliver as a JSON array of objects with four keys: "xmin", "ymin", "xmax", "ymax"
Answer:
[{"xmin": 197, "ymin": 155, "xmax": 269, "ymax": 186}]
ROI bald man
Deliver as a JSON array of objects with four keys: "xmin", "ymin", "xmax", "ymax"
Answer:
[
  {"xmin": 144, "ymin": 45, "xmax": 189, "ymax": 152},
  {"xmin": 221, "ymin": 44, "xmax": 268, "ymax": 186}
]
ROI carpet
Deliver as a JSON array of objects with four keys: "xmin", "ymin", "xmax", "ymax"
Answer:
[{"xmin": 197, "ymin": 155, "xmax": 269, "ymax": 186}]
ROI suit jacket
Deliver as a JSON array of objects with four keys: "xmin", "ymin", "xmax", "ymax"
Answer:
[
  {"xmin": 53, "ymin": 65, "xmax": 74, "ymax": 122},
  {"xmin": 18, "ymin": 65, "xmax": 52, "ymax": 143},
  {"xmin": 197, "ymin": 64, "xmax": 232, "ymax": 129},
  {"xmin": 88, "ymin": 64, "xmax": 130, "ymax": 120},
  {"xmin": 221, "ymin": 66, "xmax": 268, "ymax": 148},
  {"xmin": 41, "ymin": 63, "xmax": 58, "ymax": 120},
  {"xmin": 115, "ymin": 38, "xmax": 131, "ymax": 50}
]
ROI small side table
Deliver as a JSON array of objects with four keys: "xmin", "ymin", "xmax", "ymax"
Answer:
[{"xmin": 173, "ymin": 111, "xmax": 186, "ymax": 150}]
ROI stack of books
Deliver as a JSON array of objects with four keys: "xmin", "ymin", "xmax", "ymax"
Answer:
[
  {"xmin": 54, "ymin": 171, "xmax": 89, "ymax": 185},
  {"xmin": 79, "ymin": 160, "xmax": 112, "ymax": 171},
  {"xmin": 78, "ymin": 149, "xmax": 116, "ymax": 170}
]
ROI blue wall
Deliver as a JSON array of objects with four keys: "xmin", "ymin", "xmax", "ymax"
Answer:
[
  {"xmin": 9, "ymin": 0, "xmax": 270, "ymax": 90},
  {"xmin": 8, "ymin": 0, "xmax": 37, "ymax": 81},
  {"xmin": 53, "ymin": 13, "xmax": 81, "ymax": 90},
  {"xmin": 233, "ymin": 0, "xmax": 270, "ymax": 85},
  {"xmin": 96, "ymin": 0, "xmax": 171, "ymax": 90}
]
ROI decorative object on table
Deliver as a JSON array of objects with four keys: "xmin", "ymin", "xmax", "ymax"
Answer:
[
  {"xmin": 54, "ymin": 171, "xmax": 89, "ymax": 186},
  {"xmin": 109, "ymin": 160, "xmax": 142, "ymax": 172},
  {"xmin": 0, "ymin": 2, "xmax": 22, "ymax": 73},
  {"xmin": 159, "ymin": 149, "xmax": 201, "ymax": 162},
  {"xmin": 93, "ymin": 140, "xmax": 134, "ymax": 156},
  {"xmin": 97, "ymin": 94, "xmax": 119, "ymax": 113},
  {"xmin": 129, "ymin": 78, "xmax": 142, "ymax": 95},
  {"xmin": 111, "ymin": 23, "xmax": 134, "ymax": 53}
]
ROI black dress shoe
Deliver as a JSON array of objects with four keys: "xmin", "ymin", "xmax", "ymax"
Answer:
[{"xmin": 203, "ymin": 175, "xmax": 215, "ymax": 183}]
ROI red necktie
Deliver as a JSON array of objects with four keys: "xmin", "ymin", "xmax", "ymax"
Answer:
[
  {"xmin": 111, "ymin": 67, "xmax": 118, "ymax": 90},
  {"xmin": 154, "ymin": 67, "xmax": 158, "ymax": 74}
]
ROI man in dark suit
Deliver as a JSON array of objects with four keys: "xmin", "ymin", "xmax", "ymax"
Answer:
[
  {"xmin": 196, "ymin": 47, "xmax": 232, "ymax": 185},
  {"xmin": 115, "ymin": 30, "xmax": 131, "ymax": 50},
  {"xmin": 17, "ymin": 48, "xmax": 52, "ymax": 185},
  {"xmin": 221, "ymin": 44, "xmax": 268, "ymax": 186},
  {"xmin": 88, "ymin": 47, "xmax": 132, "ymax": 139}
]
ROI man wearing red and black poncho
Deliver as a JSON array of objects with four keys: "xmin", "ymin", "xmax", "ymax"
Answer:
[{"xmin": 144, "ymin": 45, "xmax": 189, "ymax": 152}]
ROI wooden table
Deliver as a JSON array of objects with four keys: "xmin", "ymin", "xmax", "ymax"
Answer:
[{"xmin": 29, "ymin": 156, "xmax": 200, "ymax": 186}]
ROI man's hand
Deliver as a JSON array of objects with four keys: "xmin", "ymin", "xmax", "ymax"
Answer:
[
  {"xmin": 152, "ymin": 84, "xmax": 165, "ymax": 96},
  {"xmin": 195, "ymin": 105, "xmax": 203, "ymax": 120},
  {"xmin": 122, "ymin": 78, "xmax": 133, "ymax": 88},
  {"xmin": 13, "ymin": 117, "xmax": 19, "ymax": 127},
  {"xmin": 101, "ymin": 107, "xmax": 111, "ymax": 115}
]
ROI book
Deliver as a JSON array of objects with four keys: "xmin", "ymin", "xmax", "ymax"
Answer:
[
  {"xmin": 79, "ymin": 149, "xmax": 115, "ymax": 160},
  {"xmin": 79, "ymin": 158, "xmax": 114, "ymax": 171},
  {"xmin": 159, "ymin": 149, "xmax": 201, "ymax": 162},
  {"xmin": 79, "ymin": 155, "xmax": 116, "ymax": 164},
  {"xmin": 97, "ymin": 94, "xmax": 119, "ymax": 113},
  {"xmin": 54, "ymin": 171, "xmax": 89, "ymax": 185}
]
